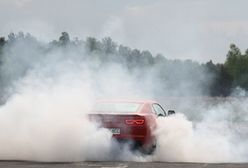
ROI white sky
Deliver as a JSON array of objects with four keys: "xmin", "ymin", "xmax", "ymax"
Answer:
[{"xmin": 1, "ymin": 0, "xmax": 248, "ymax": 63}]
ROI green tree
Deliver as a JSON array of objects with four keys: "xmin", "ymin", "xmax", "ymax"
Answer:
[
  {"xmin": 224, "ymin": 43, "xmax": 248, "ymax": 90},
  {"xmin": 101, "ymin": 37, "xmax": 117, "ymax": 54},
  {"xmin": 0, "ymin": 37, "xmax": 5, "ymax": 46},
  {"xmin": 85, "ymin": 37, "xmax": 101, "ymax": 52},
  {"xmin": 209, "ymin": 64, "xmax": 232, "ymax": 96},
  {"xmin": 141, "ymin": 50, "xmax": 154, "ymax": 66},
  {"xmin": 225, "ymin": 44, "xmax": 240, "ymax": 74},
  {"xmin": 224, "ymin": 44, "xmax": 240, "ymax": 86},
  {"xmin": 0, "ymin": 37, "xmax": 5, "ymax": 64},
  {"xmin": 59, "ymin": 32, "xmax": 70, "ymax": 45},
  {"xmin": 239, "ymin": 50, "xmax": 248, "ymax": 89}
]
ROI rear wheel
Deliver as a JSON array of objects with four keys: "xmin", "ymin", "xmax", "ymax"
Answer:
[
  {"xmin": 140, "ymin": 139, "xmax": 157, "ymax": 155},
  {"xmin": 115, "ymin": 138, "xmax": 157, "ymax": 155}
]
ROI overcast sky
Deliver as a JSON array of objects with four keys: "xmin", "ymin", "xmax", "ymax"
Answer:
[{"xmin": 0, "ymin": 0, "xmax": 248, "ymax": 63}]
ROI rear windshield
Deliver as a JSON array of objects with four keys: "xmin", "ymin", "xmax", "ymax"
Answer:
[{"xmin": 94, "ymin": 102, "xmax": 141, "ymax": 113}]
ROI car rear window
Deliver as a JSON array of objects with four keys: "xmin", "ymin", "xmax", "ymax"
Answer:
[{"xmin": 94, "ymin": 102, "xmax": 141, "ymax": 113}]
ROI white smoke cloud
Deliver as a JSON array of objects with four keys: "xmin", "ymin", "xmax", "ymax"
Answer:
[
  {"xmin": 149, "ymin": 96, "xmax": 248, "ymax": 163},
  {"xmin": 151, "ymin": 113, "xmax": 247, "ymax": 163},
  {"xmin": 0, "ymin": 39, "xmax": 148, "ymax": 161},
  {"xmin": 0, "ymin": 35, "xmax": 248, "ymax": 163}
]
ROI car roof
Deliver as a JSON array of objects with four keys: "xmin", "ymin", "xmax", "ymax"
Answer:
[{"xmin": 96, "ymin": 99, "xmax": 158, "ymax": 104}]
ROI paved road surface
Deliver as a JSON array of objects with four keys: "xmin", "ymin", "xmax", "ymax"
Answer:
[{"xmin": 0, "ymin": 161, "xmax": 247, "ymax": 168}]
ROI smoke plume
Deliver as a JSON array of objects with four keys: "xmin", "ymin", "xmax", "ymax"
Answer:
[{"xmin": 0, "ymin": 33, "xmax": 247, "ymax": 162}]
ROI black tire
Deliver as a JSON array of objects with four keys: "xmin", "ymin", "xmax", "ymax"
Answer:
[{"xmin": 140, "ymin": 139, "xmax": 157, "ymax": 155}]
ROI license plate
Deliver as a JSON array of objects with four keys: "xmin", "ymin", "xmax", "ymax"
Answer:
[{"xmin": 108, "ymin": 128, "xmax": 120, "ymax": 135}]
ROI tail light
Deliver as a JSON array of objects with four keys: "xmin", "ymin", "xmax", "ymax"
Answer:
[{"xmin": 125, "ymin": 119, "xmax": 145, "ymax": 125}]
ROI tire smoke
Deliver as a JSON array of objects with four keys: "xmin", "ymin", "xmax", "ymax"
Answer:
[{"xmin": 0, "ymin": 34, "xmax": 248, "ymax": 162}]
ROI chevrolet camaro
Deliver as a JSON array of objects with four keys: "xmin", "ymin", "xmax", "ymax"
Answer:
[{"xmin": 89, "ymin": 99, "xmax": 175, "ymax": 154}]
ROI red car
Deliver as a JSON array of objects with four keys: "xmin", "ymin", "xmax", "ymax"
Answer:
[{"xmin": 89, "ymin": 99, "xmax": 175, "ymax": 154}]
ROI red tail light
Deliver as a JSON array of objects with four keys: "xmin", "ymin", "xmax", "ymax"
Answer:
[{"xmin": 125, "ymin": 119, "xmax": 145, "ymax": 125}]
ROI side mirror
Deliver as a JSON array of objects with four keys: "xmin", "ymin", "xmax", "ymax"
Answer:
[
  {"xmin": 168, "ymin": 110, "xmax": 175, "ymax": 115},
  {"xmin": 158, "ymin": 113, "xmax": 164, "ymax": 117}
]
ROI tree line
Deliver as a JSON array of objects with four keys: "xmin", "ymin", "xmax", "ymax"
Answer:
[{"xmin": 0, "ymin": 32, "xmax": 248, "ymax": 99}]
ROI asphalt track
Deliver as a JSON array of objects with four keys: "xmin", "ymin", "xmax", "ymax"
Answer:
[{"xmin": 0, "ymin": 161, "xmax": 247, "ymax": 168}]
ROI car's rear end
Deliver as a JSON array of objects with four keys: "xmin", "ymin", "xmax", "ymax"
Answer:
[{"xmin": 88, "ymin": 101, "xmax": 156, "ymax": 153}]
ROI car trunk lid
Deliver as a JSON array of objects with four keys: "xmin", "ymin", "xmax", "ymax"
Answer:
[{"xmin": 88, "ymin": 113, "xmax": 147, "ymax": 136}]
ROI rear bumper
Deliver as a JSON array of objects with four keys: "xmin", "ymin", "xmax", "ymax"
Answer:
[
  {"xmin": 114, "ymin": 138, "xmax": 144, "ymax": 149},
  {"xmin": 113, "ymin": 134, "xmax": 146, "ymax": 143},
  {"xmin": 113, "ymin": 134, "xmax": 156, "ymax": 154},
  {"xmin": 112, "ymin": 133, "xmax": 153, "ymax": 147}
]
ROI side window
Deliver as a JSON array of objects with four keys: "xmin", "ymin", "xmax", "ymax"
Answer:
[{"xmin": 152, "ymin": 104, "xmax": 166, "ymax": 117}]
